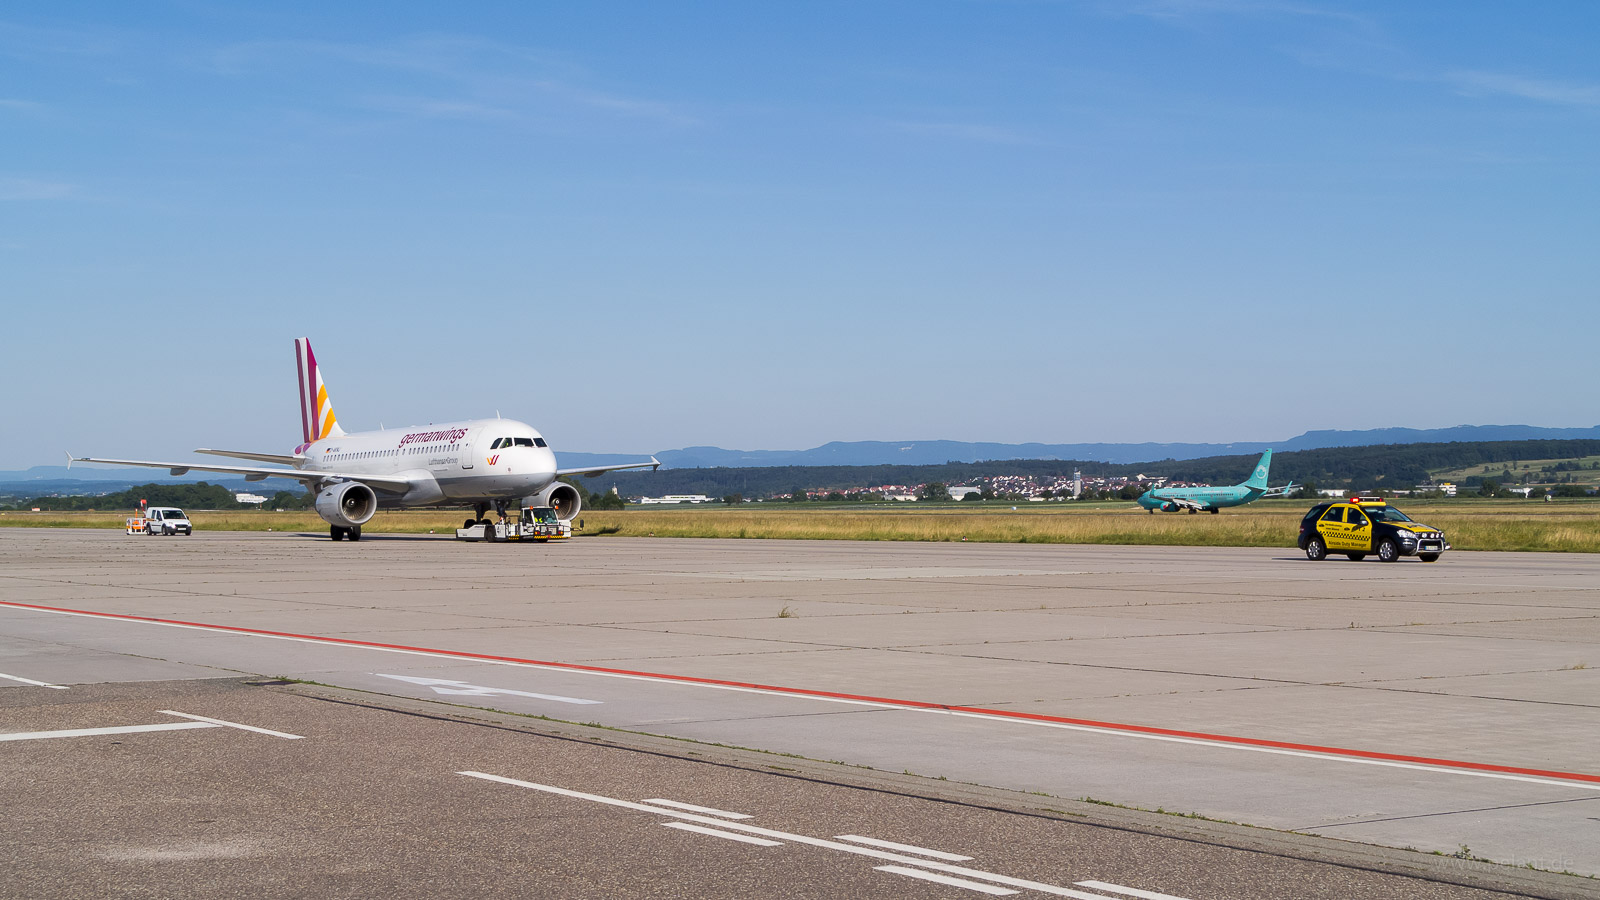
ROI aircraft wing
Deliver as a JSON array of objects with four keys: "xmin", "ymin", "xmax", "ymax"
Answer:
[
  {"xmin": 195, "ymin": 448, "xmax": 306, "ymax": 466},
  {"xmin": 1163, "ymin": 496, "xmax": 1207, "ymax": 511},
  {"xmin": 556, "ymin": 457, "xmax": 661, "ymax": 478},
  {"xmin": 71, "ymin": 456, "xmax": 416, "ymax": 493},
  {"xmin": 1260, "ymin": 482, "xmax": 1299, "ymax": 498}
]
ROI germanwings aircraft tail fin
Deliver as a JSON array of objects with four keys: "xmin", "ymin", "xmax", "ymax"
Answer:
[
  {"xmin": 295, "ymin": 337, "xmax": 347, "ymax": 445},
  {"xmin": 1243, "ymin": 449, "xmax": 1272, "ymax": 491}
]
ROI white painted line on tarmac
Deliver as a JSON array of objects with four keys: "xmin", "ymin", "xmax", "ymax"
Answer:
[
  {"xmin": 1075, "ymin": 880, "xmax": 1194, "ymax": 900},
  {"xmin": 160, "ymin": 711, "xmax": 304, "ymax": 739},
  {"xmin": 837, "ymin": 834, "xmax": 972, "ymax": 861},
  {"xmin": 373, "ymin": 673, "xmax": 600, "ymax": 705},
  {"xmin": 662, "ymin": 822, "xmax": 783, "ymax": 847},
  {"xmin": 642, "ymin": 799, "xmax": 752, "ymax": 819},
  {"xmin": 0, "ymin": 671, "xmax": 68, "ymax": 689},
  {"xmin": 458, "ymin": 771, "xmax": 1132, "ymax": 899},
  {"xmin": 0, "ymin": 722, "xmax": 214, "ymax": 742},
  {"xmin": 876, "ymin": 865, "xmax": 1019, "ymax": 895}
]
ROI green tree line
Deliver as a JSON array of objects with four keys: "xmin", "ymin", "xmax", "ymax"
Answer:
[
  {"xmin": 13, "ymin": 482, "xmax": 312, "ymax": 511},
  {"xmin": 573, "ymin": 439, "xmax": 1600, "ymax": 499}
]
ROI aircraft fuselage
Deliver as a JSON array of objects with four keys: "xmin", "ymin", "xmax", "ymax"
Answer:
[{"xmin": 299, "ymin": 418, "xmax": 558, "ymax": 507}]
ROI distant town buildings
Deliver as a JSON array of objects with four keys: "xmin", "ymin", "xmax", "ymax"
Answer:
[{"xmin": 636, "ymin": 494, "xmax": 716, "ymax": 505}]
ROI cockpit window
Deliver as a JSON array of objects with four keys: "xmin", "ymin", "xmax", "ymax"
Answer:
[
  {"xmin": 489, "ymin": 438, "xmax": 504, "ymax": 449},
  {"xmin": 513, "ymin": 437, "xmax": 535, "ymax": 447},
  {"xmin": 534, "ymin": 437, "xmax": 547, "ymax": 448}
]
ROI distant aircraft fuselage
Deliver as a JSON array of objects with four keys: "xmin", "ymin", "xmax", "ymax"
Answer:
[{"xmin": 1136, "ymin": 450, "xmax": 1274, "ymax": 514}]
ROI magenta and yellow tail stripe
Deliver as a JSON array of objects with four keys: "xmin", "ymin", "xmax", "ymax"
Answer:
[{"xmin": 295, "ymin": 338, "xmax": 347, "ymax": 446}]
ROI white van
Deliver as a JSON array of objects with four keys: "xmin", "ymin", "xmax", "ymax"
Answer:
[{"xmin": 140, "ymin": 507, "xmax": 193, "ymax": 536}]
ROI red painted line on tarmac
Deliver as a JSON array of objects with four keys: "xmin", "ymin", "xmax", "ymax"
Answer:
[{"xmin": 6, "ymin": 599, "xmax": 1599, "ymax": 786}]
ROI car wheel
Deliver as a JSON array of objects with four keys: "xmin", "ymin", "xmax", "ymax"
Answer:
[
  {"xmin": 1305, "ymin": 536, "xmax": 1327, "ymax": 561},
  {"xmin": 145, "ymin": 524, "xmax": 155, "ymax": 535},
  {"xmin": 1346, "ymin": 553, "xmax": 1366, "ymax": 561},
  {"xmin": 1419, "ymin": 553, "xmax": 1441, "ymax": 562},
  {"xmin": 1377, "ymin": 538, "xmax": 1399, "ymax": 562}
]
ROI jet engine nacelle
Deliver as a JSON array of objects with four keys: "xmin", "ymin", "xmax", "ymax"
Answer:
[
  {"xmin": 316, "ymin": 481, "xmax": 378, "ymax": 528},
  {"xmin": 1160, "ymin": 501, "xmax": 1180, "ymax": 512},
  {"xmin": 529, "ymin": 482, "xmax": 582, "ymax": 521}
]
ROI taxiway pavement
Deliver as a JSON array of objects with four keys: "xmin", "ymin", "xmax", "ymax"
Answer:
[{"xmin": 2, "ymin": 528, "xmax": 1597, "ymax": 891}]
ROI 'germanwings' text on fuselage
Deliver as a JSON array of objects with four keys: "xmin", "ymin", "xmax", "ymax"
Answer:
[{"xmin": 74, "ymin": 338, "xmax": 658, "ymax": 541}]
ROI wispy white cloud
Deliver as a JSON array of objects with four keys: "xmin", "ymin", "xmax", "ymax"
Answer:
[
  {"xmin": 1444, "ymin": 70, "xmax": 1600, "ymax": 108},
  {"xmin": 1117, "ymin": 2, "xmax": 1600, "ymax": 113},
  {"xmin": 211, "ymin": 36, "xmax": 695, "ymax": 127},
  {"xmin": 1116, "ymin": 0, "xmax": 1377, "ymax": 32},
  {"xmin": 0, "ymin": 19, "xmax": 122, "ymax": 57},
  {"xmin": 0, "ymin": 98, "xmax": 43, "ymax": 112},
  {"xmin": 360, "ymin": 95, "xmax": 520, "ymax": 122},
  {"xmin": 0, "ymin": 177, "xmax": 78, "ymax": 201},
  {"xmin": 887, "ymin": 120, "xmax": 1034, "ymax": 145}
]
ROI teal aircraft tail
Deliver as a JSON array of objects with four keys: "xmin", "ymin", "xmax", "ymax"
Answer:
[{"xmin": 1243, "ymin": 449, "xmax": 1272, "ymax": 491}]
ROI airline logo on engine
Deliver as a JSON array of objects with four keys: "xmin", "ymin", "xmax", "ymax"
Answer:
[{"xmin": 398, "ymin": 428, "xmax": 469, "ymax": 448}]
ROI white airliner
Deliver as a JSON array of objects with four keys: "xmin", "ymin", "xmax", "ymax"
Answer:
[{"xmin": 74, "ymin": 338, "xmax": 659, "ymax": 541}]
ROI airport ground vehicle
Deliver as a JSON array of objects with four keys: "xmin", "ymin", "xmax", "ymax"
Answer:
[
  {"xmin": 1298, "ymin": 497, "xmax": 1448, "ymax": 562},
  {"xmin": 456, "ymin": 506, "xmax": 572, "ymax": 543},
  {"xmin": 127, "ymin": 507, "xmax": 192, "ymax": 536}
]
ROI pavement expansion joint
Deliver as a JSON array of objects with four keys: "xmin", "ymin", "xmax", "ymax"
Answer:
[{"xmin": 1299, "ymin": 795, "xmax": 1600, "ymax": 831}]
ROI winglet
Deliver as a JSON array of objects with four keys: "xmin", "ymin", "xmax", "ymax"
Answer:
[
  {"xmin": 651, "ymin": 456, "xmax": 661, "ymax": 471},
  {"xmin": 64, "ymin": 450, "xmax": 72, "ymax": 470}
]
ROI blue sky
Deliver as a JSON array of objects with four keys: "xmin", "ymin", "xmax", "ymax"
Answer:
[{"xmin": 4, "ymin": 2, "xmax": 1598, "ymax": 468}]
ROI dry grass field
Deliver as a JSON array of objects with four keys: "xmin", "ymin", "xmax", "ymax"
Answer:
[{"xmin": 6, "ymin": 498, "xmax": 1599, "ymax": 552}]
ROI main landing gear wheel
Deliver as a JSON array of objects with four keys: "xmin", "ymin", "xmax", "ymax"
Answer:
[
  {"xmin": 1377, "ymin": 538, "xmax": 1400, "ymax": 562},
  {"xmin": 1187, "ymin": 508, "xmax": 1197, "ymax": 514},
  {"xmin": 348, "ymin": 526, "xmax": 361, "ymax": 542},
  {"xmin": 1305, "ymin": 537, "xmax": 1327, "ymax": 561},
  {"xmin": 464, "ymin": 518, "xmax": 477, "ymax": 530},
  {"xmin": 330, "ymin": 525, "xmax": 345, "ymax": 541},
  {"xmin": 1209, "ymin": 508, "xmax": 1219, "ymax": 514}
]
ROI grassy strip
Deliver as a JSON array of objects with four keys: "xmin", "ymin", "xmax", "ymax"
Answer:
[{"xmin": 5, "ymin": 499, "xmax": 1598, "ymax": 552}]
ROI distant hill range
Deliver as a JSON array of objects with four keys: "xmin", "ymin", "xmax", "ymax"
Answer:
[
  {"xmin": 561, "ymin": 424, "xmax": 1600, "ymax": 469},
  {"xmin": 6, "ymin": 424, "xmax": 1598, "ymax": 496}
]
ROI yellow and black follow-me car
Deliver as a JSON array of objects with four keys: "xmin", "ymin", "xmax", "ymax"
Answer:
[{"xmin": 1298, "ymin": 497, "xmax": 1450, "ymax": 563}]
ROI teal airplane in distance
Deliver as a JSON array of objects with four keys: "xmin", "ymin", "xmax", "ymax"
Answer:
[{"xmin": 1135, "ymin": 450, "xmax": 1295, "ymax": 514}]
